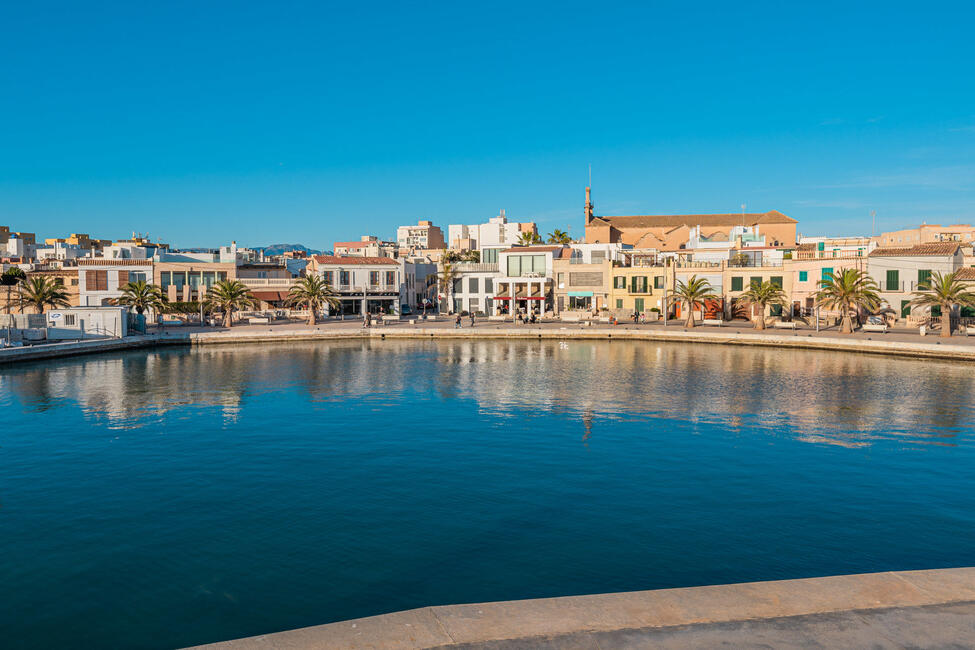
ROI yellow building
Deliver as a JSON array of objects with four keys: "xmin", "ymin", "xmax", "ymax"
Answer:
[{"xmin": 607, "ymin": 264, "xmax": 671, "ymax": 315}]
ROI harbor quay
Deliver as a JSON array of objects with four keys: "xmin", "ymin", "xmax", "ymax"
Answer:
[
  {"xmin": 190, "ymin": 568, "xmax": 975, "ymax": 649},
  {"xmin": 7, "ymin": 316, "xmax": 975, "ymax": 365}
]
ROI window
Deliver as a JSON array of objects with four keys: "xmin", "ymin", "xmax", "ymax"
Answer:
[
  {"xmin": 117, "ymin": 270, "xmax": 129, "ymax": 285},
  {"xmin": 614, "ymin": 276, "xmax": 626, "ymax": 288},
  {"xmin": 750, "ymin": 276, "xmax": 762, "ymax": 288},
  {"xmin": 630, "ymin": 276, "xmax": 648, "ymax": 293},
  {"xmin": 369, "ymin": 271, "xmax": 380, "ymax": 285},
  {"xmin": 385, "ymin": 271, "xmax": 396, "ymax": 286},
  {"xmin": 64, "ymin": 314, "xmax": 76, "ymax": 326},
  {"xmin": 557, "ymin": 272, "xmax": 565, "ymax": 287},
  {"xmin": 770, "ymin": 304, "xmax": 783, "ymax": 316},
  {"xmin": 616, "ymin": 299, "xmax": 623, "ymax": 309},
  {"xmin": 482, "ymin": 249, "xmax": 498, "ymax": 264},
  {"xmin": 322, "ymin": 271, "xmax": 333, "ymax": 285},
  {"xmin": 886, "ymin": 270, "xmax": 899, "ymax": 292},
  {"xmin": 591, "ymin": 251, "xmax": 606, "ymax": 263},
  {"xmin": 654, "ymin": 276, "xmax": 664, "ymax": 289},
  {"xmin": 159, "ymin": 271, "xmax": 171, "ymax": 288},
  {"xmin": 130, "ymin": 272, "xmax": 146, "ymax": 284},
  {"xmin": 821, "ymin": 267, "xmax": 833, "ymax": 281},
  {"xmin": 901, "ymin": 300, "xmax": 911, "ymax": 318},
  {"xmin": 468, "ymin": 277, "xmax": 479, "ymax": 293},
  {"xmin": 87, "ymin": 270, "xmax": 108, "ymax": 291},
  {"xmin": 452, "ymin": 278, "xmax": 463, "ymax": 293},
  {"xmin": 731, "ymin": 276, "xmax": 743, "ymax": 291},
  {"xmin": 918, "ymin": 269, "xmax": 932, "ymax": 286},
  {"xmin": 340, "ymin": 270, "xmax": 350, "ymax": 286},
  {"xmin": 798, "ymin": 271, "xmax": 808, "ymax": 282},
  {"xmin": 469, "ymin": 298, "xmax": 480, "ymax": 312},
  {"xmin": 770, "ymin": 276, "xmax": 783, "ymax": 288},
  {"xmin": 485, "ymin": 277, "xmax": 493, "ymax": 292},
  {"xmin": 218, "ymin": 272, "xmax": 228, "ymax": 281},
  {"xmin": 506, "ymin": 254, "xmax": 545, "ymax": 277}
]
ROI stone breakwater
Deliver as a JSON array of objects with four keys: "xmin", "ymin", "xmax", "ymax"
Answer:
[
  {"xmin": 187, "ymin": 567, "xmax": 975, "ymax": 649},
  {"xmin": 5, "ymin": 325, "xmax": 975, "ymax": 365}
]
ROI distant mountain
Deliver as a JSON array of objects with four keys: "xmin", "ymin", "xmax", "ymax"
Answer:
[{"xmin": 257, "ymin": 243, "xmax": 328, "ymax": 256}]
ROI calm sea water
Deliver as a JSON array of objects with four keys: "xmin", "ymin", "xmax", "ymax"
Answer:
[{"xmin": 2, "ymin": 340, "xmax": 975, "ymax": 649}]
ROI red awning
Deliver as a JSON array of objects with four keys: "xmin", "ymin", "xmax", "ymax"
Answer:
[
  {"xmin": 491, "ymin": 296, "xmax": 511, "ymax": 300},
  {"xmin": 252, "ymin": 291, "xmax": 287, "ymax": 301},
  {"xmin": 523, "ymin": 296, "xmax": 545, "ymax": 300}
]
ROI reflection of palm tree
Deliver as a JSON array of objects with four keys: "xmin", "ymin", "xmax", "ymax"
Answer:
[
  {"xmin": 18, "ymin": 276, "xmax": 70, "ymax": 313},
  {"xmin": 286, "ymin": 275, "xmax": 340, "ymax": 325},
  {"xmin": 204, "ymin": 280, "xmax": 256, "ymax": 327},
  {"xmin": 909, "ymin": 270, "xmax": 975, "ymax": 337},
  {"xmin": 815, "ymin": 269, "xmax": 880, "ymax": 334},
  {"xmin": 672, "ymin": 275, "xmax": 716, "ymax": 328},
  {"xmin": 739, "ymin": 281, "xmax": 788, "ymax": 330}
]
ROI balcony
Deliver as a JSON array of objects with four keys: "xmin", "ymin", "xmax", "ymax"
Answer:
[
  {"xmin": 453, "ymin": 263, "xmax": 499, "ymax": 272},
  {"xmin": 240, "ymin": 277, "xmax": 296, "ymax": 288}
]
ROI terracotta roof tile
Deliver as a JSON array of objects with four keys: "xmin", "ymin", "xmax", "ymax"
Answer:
[
  {"xmin": 868, "ymin": 243, "xmax": 961, "ymax": 257},
  {"xmin": 954, "ymin": 267, "xmax": 975, "ymax": 281},
  {"xmin": 596, "ymin": 210, "xmax": 796, "ymax": 228},
  {"xmin": 311, "ymin": 255, "xmax": 399, "ymax": 265}
]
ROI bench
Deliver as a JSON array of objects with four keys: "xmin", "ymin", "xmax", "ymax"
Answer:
[
  {"xmin": 862, "ymin": 323, "xmax": 888, "ymax": 333},
  {"xmin": 248, "ymin": 317, "xmax": 271, "ymax": 325},
  {"xmin": 702, "ymin": 319, "xmax": 724, "ymax": 327},
  {"xmin": 772, "ymin": 321, "xmax": 797, "ymax": 330}
]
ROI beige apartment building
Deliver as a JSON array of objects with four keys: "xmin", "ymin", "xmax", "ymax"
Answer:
[
  {"xmin": 154, "ymin": 261, "xmax": 235, "ymax": 302},
  {"xmin": 876, "ymin": 224, "xmax": 975, "ymax": 247}
]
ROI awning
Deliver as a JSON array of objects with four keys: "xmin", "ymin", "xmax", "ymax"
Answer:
[
  {"xmin": 567, "ymin": 291, "xmax": 593, "ymax": 297},
  {"xmin": 491, "ymin": 296, "xmax": 511, "ymax": 300},
  {"xmin": 523, "ymin": 296, "xmax": 545, "ymax": 300},
  {"xmin": 252, "ymin": 291, "xmax": 288, "ymax": 301}
]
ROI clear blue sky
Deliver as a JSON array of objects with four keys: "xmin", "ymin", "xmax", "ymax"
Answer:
[{"xmin": 2, "ymin": 1, "xmax": 974, "ymax": 248}]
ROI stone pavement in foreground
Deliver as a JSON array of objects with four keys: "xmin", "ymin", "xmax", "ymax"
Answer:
[{"xmin": 190, "ymin": 568, "xmax": 975, "ymax": 649}]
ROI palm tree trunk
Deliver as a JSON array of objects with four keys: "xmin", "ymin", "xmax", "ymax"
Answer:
[
  {"xmin": 308, "ymin": 300, "xmax": 316, "ymax": 326},
  {"xmin": 942, "ymin": 302, "xmax": 952, "ymax": 337},
  {"xmin": 224, "ymin": 310, "xmax": 233, "ymax": 328},
  {"xmin": 685, "ymin": 303, "xmax": 695, "ymax": 328},
  {"xmin": 841, "ymin": 314, "xmax": 853, "ymax": 334},
  {"xmin": 755, "ymin": 314, "xmax": 766, "ymax": 330}
]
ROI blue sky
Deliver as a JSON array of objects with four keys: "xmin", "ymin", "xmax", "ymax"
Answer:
[{"xmin": 1, "ymin": 1, "xmax": 974, "ymax": 248}]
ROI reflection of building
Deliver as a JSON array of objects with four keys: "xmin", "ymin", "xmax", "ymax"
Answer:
[{"xmin": 78, "ymin": 259, "xmax": 153, "ymax": 306}]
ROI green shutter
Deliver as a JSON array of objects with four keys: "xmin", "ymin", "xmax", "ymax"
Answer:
[
  {"xmin": 731, "ymin": 276, "xmax": 743, "ymax": 291},
  {"xmin": 616, "ymin": 299, "xmax": 622, "ymax": 309},
  {"xmin": 654, "ymin": 275, "xmax": 664, "ymax": 289},
  {"xmin": 770, "ymin": 276, "xmax": 783, "ymax": 288},
  {"xmin": 918, "ymin": 269, "xmax": 932, "ymax": 286},
  {"xmin": 750, "ymin": 276, "xmax": 762, "ymax": 288},
  {"xmin": 821, "ymin": 267, "xmax": 833, "ymax": 281},
  {"xmin": 771, "ymin": 304, "xmax": 783, "ymax": 316},
  {"xmin": 901, "ymin": 300, "xmax": 911, "ymax": 318},
  {"xmin": 931, "ymin": 305, "xmax": 942, "ymax": 317},
  {"xmin": 798, "ymin": 271, "xmax": 807, "ymax": 282},
  {"xmin": 886, "ymin": 270, "xmax": 899, "ymax": 291},
  {"xmin": 634, "ymin": 298, "xmax": 644, "ymax": 312}
]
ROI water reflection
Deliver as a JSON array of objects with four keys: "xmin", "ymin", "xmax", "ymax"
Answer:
[{"xmin": 3, "ymin": 340, "xmax": 975, "ymax": 447}]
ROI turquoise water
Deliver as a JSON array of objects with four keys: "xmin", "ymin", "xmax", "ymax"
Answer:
[{"xmin": 2, "ymin": 340, "xmax": 975, "ymax": 649}]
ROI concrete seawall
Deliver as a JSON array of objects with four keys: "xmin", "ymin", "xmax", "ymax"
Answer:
[
  {"xmin": 5, "ymin": 325, "xmax": 975, "ymax": 365},
  {"xmin": 188, "ymin": 567, "xmax": 975, "ymax": 649}
]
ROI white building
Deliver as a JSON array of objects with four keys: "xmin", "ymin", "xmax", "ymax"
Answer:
[
  {"xmin": 33, "ymin": 242, "xmax": 90, "ymax": 262},
  {"xmin": 448, "ymin": 210, "xmax": 537, "ymax": 252},
  {"xmin": 47, "ymin": 306, "xmax": 130, "ymax": 339},
  {"xmin": 867, "ymin": 242, "xmax": 964, "ymax": 320},
  {"xmin": 77, "ymin": 259, "xmax": 154, "ymax": 307},
  {"xmin": 396, "ymin": 220, "xmax": 446, "ymax": 251},
  {"xmin": 307, "ymin": 255, "xmax": 415, "ymax": 316},
  {"xmin": 446, "ymin": 264, "xmax": 501, "ymax": 315}
]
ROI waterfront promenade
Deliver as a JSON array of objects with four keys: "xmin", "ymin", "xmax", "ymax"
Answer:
[
  {"xmin": 6, "ymin": 317, "xmax": 975, "ymax": 364},
  {"xmin": 190, "ymin": 568, "xmax": 975, "ymax": 649}
]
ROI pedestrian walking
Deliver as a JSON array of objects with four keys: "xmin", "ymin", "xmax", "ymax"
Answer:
[
  {"xmin": 469, "ymin": 312, "xmax": 476, "ymax": 327},
  {"xmin": 455, "ymin": 313, "xmax": 462, "ymax": 329}
]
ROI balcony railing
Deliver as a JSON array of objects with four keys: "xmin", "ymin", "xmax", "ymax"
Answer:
[
  {"xmin": 239, "ymin": 277, "xmax": 296, "ymax": 287},
  {"xmin": 336, "ymin": 284, "xmax": 399, "ymax": 293},
  {"xmin": 794, "ymin": 251, "xmax": 866, "ymax": 260},
  {"xmin": 453, "ymin": 263, "xmax": 499, "ymax": 272}
]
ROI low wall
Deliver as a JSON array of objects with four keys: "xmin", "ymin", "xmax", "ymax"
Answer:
[
  {"xmin": 4, "ymin": 325, "xmax": 975, "ymax": 365},
  {"xmin": 188, "ymin": 567, "xmax": 975, "ymax": 649}
]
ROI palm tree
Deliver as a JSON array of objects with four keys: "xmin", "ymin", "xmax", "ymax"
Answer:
[
  {"xmin": 204, "ymin": 279, "xmax": 256, "ymax": 328},
  {"xmin": 740, "ymin": 281, "xmax": 788, "ymax": 330},
  {"xmin": 437, "ymin": 262, "xmax": 457, "ymax": 314},
  {"xmin": 672, "ymin": 275, "xmax": 716, "ymax": 328},
  {"xmin": 18, "ymin": 276, "xmax": 70, "ymax": 314},
  {"xmin": 517, "ymin": 231, "xmax": 542, "ymax": 246},
  {"xmin": 909, "ymin": 270, "xmax": 975, "ymax": 338},
  {"xmin": 547, "ymin": 229, "xmax": 571, "ymax": 244},
  {"xmin": 113, "ymin": 280, "xmax": 166, "ymax": 316},
  {"xmin": 814, "ymin": 268, "xmax": 881, "ymax": 334},
  {"xmin": 1, "ymin": 267, "xmax": 26, "ymax": 313},
  {"xmin": 286, "ymin": 275, "xmax": 340, "ymax": 325}
]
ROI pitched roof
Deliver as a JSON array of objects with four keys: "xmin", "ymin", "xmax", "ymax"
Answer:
[
  {"xmin": 594, "ymin": 210, "xmax": 796, "ymax": 228},
  {"xmin": 333, "ymin": 241, "xmax": 371, "ymax": 248},
  {"xmin": 311, "ymin": 255, "xmax": 398, "ymax": 265},
  {"xmin": 868, "ymin": 243, "xmax": 961, "ymax": 257},
  {"xmin": 953, "ymin": 267, "xmax": 975, "ymax": 281}
]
